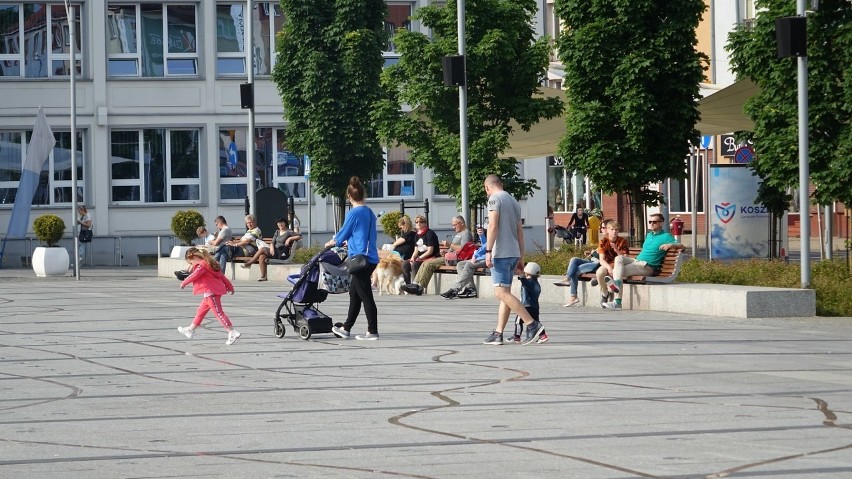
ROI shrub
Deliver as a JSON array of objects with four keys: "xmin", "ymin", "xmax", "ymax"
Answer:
[
  {"xmin": 33, "ymin": 214, "xmax": 65, "ymax": 247},
  {"xmin": 379, "ymin": 210, "xmax": 406, "ymax": 241},
  {"xmin": 170, "ymin": 210, "xmax": 205, "ymax": 246}
]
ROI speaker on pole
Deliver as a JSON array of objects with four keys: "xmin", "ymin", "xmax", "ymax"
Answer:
[
  {"xmin": 240, "ymin": 82, "xmax": 254, "ymax": 109},
  {"xmin": 442, "ymin": 55, "xmax": 465, "ymax": 87},
  {"xmin": 776, "ymin": 16, "xmax": 806, "ymax": 58}
]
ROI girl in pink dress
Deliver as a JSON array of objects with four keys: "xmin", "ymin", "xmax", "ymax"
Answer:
[{"xmin": 177, "ymin": 248, "xmax": 241, "ymax": 345}]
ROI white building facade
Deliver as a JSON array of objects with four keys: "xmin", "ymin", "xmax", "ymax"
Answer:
[{"xmin": 0, "ymin": 1, "xmax": 746, "ymax": 266}]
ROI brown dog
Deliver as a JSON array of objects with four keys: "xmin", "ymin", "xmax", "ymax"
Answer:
[{"xmin": 374, "ymin": 255, "xmax": 405, "ymax": 295}]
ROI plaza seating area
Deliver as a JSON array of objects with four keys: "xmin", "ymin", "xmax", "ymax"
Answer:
[{"xmin": 157, "ymin": 256, "xmax": 816, "ymax": 318}]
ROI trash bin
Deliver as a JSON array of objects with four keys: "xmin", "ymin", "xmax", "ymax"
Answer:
[
  {"xmin": 588, "ymin": 215, "xmax": 601, "ymax": 245},
  {"xmin": 670, "ymin": 216, "xmax": 684, "ymax": 242}
]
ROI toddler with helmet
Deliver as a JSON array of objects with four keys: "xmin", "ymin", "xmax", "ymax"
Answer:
[{"xmin": 511, "ymin": 262, "xmax": 548, "ymax": 344}]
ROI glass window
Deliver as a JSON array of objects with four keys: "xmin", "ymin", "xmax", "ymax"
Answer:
[
  {"xmin": 366, "ymin": 145, "xmax": 415, "ymax": 199},
  {"xmin": 0, "ymin": 129, "xmax": 84, "ymax": 206},
  {"xmin": 216, "ymin": 2, "xmax": 283, "ymax": 76},
  {"xmin": 107, "ymin": 3, "xmax": 198, "ymax": 77},
  {"xmin": 110, "ymin": 129, "xmax": 200, "ymax": 203},
  {"xmin": 667, "ymin": 155, "xmax": 704, "ymax": 214},
  {"xmin": 547, "ymin": 157, "xmax": 573, "ymax": 213},
  {"xmin": 218, "ymin": 127, "xmax": 307, "ymax": 202},
  {"xmin": 384, "ymin": 3, "xmax": 413, "ymax": 53},
  {"xmin": 0, "ymin": 3, "xmax": 82, "ymax": 78}
]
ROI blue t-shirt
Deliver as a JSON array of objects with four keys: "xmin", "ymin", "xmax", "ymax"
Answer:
[
  {"xmin": 636, "ymin": 230, "xmax": 677, "ymax": 267},
  {"xmin": 334, "ymin": 205, "xmax": 379, "ymax": 265}
]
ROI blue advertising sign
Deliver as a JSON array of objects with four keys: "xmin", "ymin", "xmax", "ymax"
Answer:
[{"xmin": 709, "ymin": 165, "xmax": 769, "ymax": 259}]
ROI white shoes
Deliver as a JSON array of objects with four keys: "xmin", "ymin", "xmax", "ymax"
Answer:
[
  {"xmin": 226, "ymin": 329, "xmax": 241, "ymax": 345},
  {"xmin": 178, "ymin": 326, "xmax": 194, "ymax": 339}
]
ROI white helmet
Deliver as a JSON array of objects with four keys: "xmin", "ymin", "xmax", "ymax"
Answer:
[{"xmin": 523, "ymin": 262, "xmax": 541, "ymax": 276}]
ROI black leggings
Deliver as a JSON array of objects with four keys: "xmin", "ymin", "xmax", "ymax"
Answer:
[{"xmin": 343, "ymin": 262, "xmax": 378, "ymax": 334}]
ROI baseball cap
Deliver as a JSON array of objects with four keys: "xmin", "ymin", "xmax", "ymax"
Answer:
[{"xmin": 523, "ymin": 262, "xmax": 541, "ymax": 276}]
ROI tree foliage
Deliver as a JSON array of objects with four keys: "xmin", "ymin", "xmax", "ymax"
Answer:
[
  {"xmin": 727, "ymin": 0, "xmax": 852, "ymax": 208},
  {"xmin": 272, "ymin": 0, "xmax": 387, "ymax": 201},
  {"xmin": 555, "ymin": 0, "xmax": 706, "ymax": 233},
  {"xmin": 373, "ymin": 0, "xmax": 563, "ymax": 214}
]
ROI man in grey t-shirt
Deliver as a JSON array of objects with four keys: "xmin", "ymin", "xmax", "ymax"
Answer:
[
  {"xmin": 482, "ymin": 174, "xmax": 546, "ymax": 346},
  {"xmin": 211, "ymin": 215, "xmax": 233, "ymax": 273}
]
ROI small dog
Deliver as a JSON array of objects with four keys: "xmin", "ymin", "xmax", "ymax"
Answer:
[{"xmin": 374, "ymin": 256, "xmax": 405, "ymax": 295}]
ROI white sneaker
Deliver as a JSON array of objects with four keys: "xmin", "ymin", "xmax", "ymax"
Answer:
[
  {"xmin": 226, "ymin": 330, "xmax": 241, "ymax": 345},
  {"xmin": 602, "ymin": 301, "xmax": 622, "ymax": 310},
  {"xmin": 355, "ymin": 332, "xmax": 379, "ymax": 340},
  {"xmin": 178, "ymin": 326, "xmax": 194, "ymax": 339}
]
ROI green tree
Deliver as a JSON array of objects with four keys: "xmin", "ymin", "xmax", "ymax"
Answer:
[
  {"xmin": 272, "ymin": 0, "xmax": 387, "ymax": 219},
  {"xmin": 727, "ymin": 0, "xmax": 852, "ymax": 208},
  {"xmin": 555, "ymin": 0, "xmax": 706, "ymax": 236},
  {"xmin": 373, "ymin": 0, "xmax": 563, "ymax": 220}
]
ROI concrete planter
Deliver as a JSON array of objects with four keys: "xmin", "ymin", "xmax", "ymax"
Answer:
[
  {"xmin": 32, "ymin": 247, "xmax": 70, "ymax": 277},
  {"xmin": 170, "ymin": 245, "xmax": 194, "ymax": 259}
]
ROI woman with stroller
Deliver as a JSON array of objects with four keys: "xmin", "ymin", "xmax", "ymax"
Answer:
[{"xmin": 326, "ymin": 177, "xmax": 380, "ymax": 340}]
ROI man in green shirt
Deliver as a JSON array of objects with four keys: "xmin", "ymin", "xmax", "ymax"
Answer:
[{"xmin": 602, "ymin": 213, "xmax": 683, "ymax": 310}]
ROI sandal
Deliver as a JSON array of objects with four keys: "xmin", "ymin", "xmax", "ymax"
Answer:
[
  {"xmin": 241, "ymin": 262, "xmax": 252, "ymax": 269},
  {"xmin": 562, "ymin": 297, "xmax": 580, "ymax": 307}
]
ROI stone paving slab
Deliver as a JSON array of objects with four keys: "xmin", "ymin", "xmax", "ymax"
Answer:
[{"xmin": 0, "ymin": 267, "xmax": 850, "ymax": 478}]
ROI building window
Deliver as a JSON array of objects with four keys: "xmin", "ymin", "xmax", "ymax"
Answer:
[
  {"xmin": 110, "ymin": 129, "xmax": 200, "ymax": 203},
  {"xmin": 219, "ymin": 127, "xmax": 307, "ymax": 202},
  {"xmin": 107, "ymin": 3, "xmax": 198, "ymax": 77},
  {"xmin": 216, "ymin": 2, "xmax": 283, "ymax": 76},
  {"xmin": 0, "ymin": 3, "xmax": 82, "ymax": 78},
  {"xmin": 667, "ymin": 156, "xmax": 705, "ymax": 214},
  {"xmin": 272, "ymin": 128, "xmax": 306, "ymax": 199},
  {"xmin": 384, "ymin": 3, "xmax": 413, "ymax": 54},
  {"xmin": 0, "ymin": 130, "xmax": 84, "ymax": 206},
  {"xmin": 367, "ymin": 145, "xmax": 415, "ymax": 198},
  {"xmin": 547, "ymin": 156, "xmax": 579, "ymax": 213}
]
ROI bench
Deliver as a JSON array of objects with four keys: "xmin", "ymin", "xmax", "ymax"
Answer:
[
  {"xmin": 229, "ymin": 237, "xmax": 272, "ymax": 278},
  {"xmin": 432, "ymin": 262, "xmax": 489, "ymax": 294},
  {"xmin": 577, "ymin": 248, "xmax": 685, "ymax": 285}
]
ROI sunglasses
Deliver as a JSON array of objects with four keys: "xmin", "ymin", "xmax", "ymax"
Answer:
[
  {"xmin": 648, "ymin": 220, "xmax": 661, "ymax": 224},
  {"xmin": 415, "ymin": 221, "xmax": 425, "ymax": 224}
]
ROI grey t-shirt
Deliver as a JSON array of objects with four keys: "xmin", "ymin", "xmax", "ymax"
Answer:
[
  {"xmin": 450, "ymin": 229, "xmax": 473, "ymax": 247},
  {"xmin": 216, "ymin": 226, "xmax": 233, "ymax": 244},
  {"xmin": 487, "ymin": 190, "xmax": 522, "ymax": 259}
]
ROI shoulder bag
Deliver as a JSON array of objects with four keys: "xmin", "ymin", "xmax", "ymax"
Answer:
[
  {"xmin": 343, "ymin": 209, "xmax": 375, "ymax": 274},
  {"xmin": 79, "ymin": 229, "xmax": 93, "ymax": 243}
]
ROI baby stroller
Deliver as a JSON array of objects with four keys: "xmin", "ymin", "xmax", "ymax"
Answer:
[
  {"xmin": 553, "ymin": 225, "xmax": 586, "ymax": 246},
  {"xmin": 274, "ymin": 246, "xmax": 349, "ymax": 340}
]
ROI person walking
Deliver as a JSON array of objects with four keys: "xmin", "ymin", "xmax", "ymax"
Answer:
[
  {"xmin": 481, "ymin": 174, "xmax": 546, "ymax": 345},
  {"xmin": 76, "ymin": 205, "xmax": 93, "ymax": 265},
  {"xmin": 177, "ymin": 248, "xmax": 241, "ymax": 345},
  {"xmin": 328, "ymin": 177, "xmax": 380, "ymax": 340}
]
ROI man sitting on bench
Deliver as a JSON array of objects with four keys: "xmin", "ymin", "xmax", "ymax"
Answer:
[
  {"xmin": 603, "ymin": 213, "xmax": 683, "ymax": 310},
  {"xmin": 440, "ymin": 225, "xmax": 486, "ymax": 299}
]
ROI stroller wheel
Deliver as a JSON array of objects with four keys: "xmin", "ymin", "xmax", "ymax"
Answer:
[
  {"xmin": 274, "ymin": 322, "xmax": 286, "ymax": 338},
  {"xmin": 298, "ymin": 325, "xmax": 312, "ymax": 340}
]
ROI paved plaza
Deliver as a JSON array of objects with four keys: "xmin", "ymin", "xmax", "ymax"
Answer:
[{"xmin": 0, "ymin": 267, "xmax": 850, "ymax": 478}]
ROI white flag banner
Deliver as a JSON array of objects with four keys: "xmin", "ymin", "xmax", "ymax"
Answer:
[{"xmin": 6, "ymin": 107, "xmax": 56, "ymax": 238}]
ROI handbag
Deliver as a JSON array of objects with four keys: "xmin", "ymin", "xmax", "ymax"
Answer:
[
  {"xmin": 342, "ymin": 209, "xmax": 375, "ymax": 274},
  {"xmin": 79, "ymin": 229, "xmax": 93, "ymax": 243},
  {"xmin": 344, "ymin": 254, "xmax": 368, "ymax": 274}
]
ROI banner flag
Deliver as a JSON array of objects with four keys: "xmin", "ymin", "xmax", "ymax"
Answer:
[{"xmin": 6, "ymin": 107, "xmax": 55, "ymax": 238}]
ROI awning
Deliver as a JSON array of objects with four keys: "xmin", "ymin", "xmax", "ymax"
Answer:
[
  {"xmin": 502, "ymin": 79, "xmax": 759, "ymax": 159},
  {"xmin": 695, "ymin": 79, "xmax": 759, "ymax": 135}
]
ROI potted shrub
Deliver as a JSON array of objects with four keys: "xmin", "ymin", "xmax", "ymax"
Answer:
[
  {"xmin": 379, "ymin": 211, "xmax": 404, "ymax": 241},
  {"xmin": 170, "ymin": 209, "xmax": 206, "ymax": 258},
  {"xmin": 32, "ymin": 214, "xmax": 69, "ymax": 277}
]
